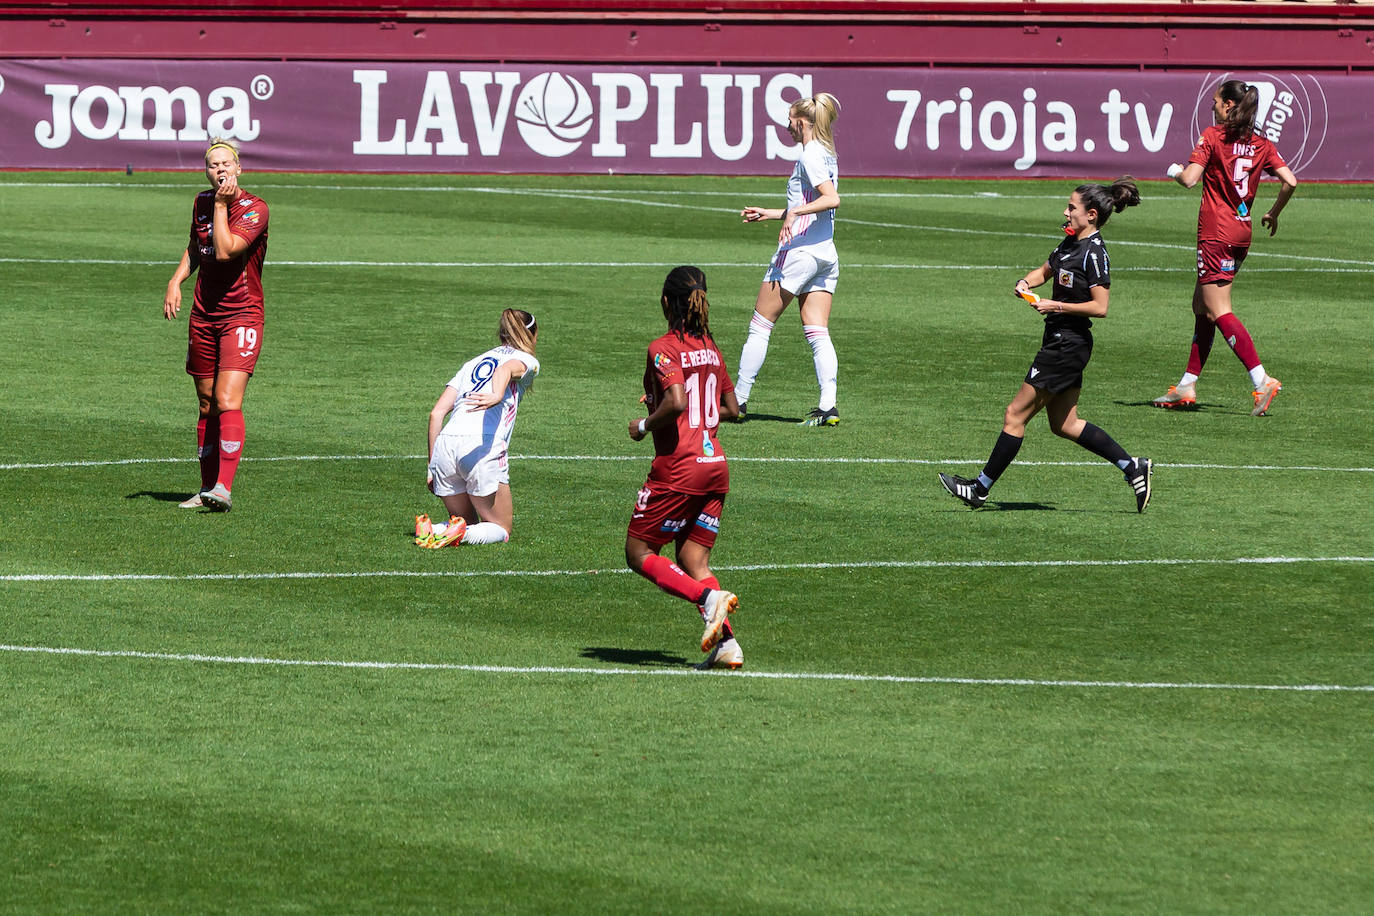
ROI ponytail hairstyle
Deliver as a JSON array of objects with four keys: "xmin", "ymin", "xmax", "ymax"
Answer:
[
  {"xmin": 1075, "ymin": 176, "xmax": 1140, "ymax": 229},
  {"xmin": 790, "ymin": 92, "xmax": 841, "ymax": 155},
  {"xmin": 661, "ymin": 266, "xmax": 712, "ymax": 342},
  {"xmin": 498, "ymin": 308, "xmax": 538, "ymax": 355},
  {"xmin": 1218, "ymin": 79, "xmax": 1260, "ymax": 144}
]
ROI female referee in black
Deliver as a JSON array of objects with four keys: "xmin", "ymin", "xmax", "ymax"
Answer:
[{"xmin": 939, "ymin": 177, "xmax": 1153, "ymax": 512}]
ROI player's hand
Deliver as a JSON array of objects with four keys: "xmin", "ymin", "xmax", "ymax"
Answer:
[
  {"xmin": 214, "ymin": 174, "xmax": 238, "ymax": 202},
  {"xmin": 426, "ymin": 470, "xmax": 435, "ymax": 493},
  {"xmin": 464, "ymin": 391, "xmax": 500, "ymax": 410},
  {"xmin": 1261, "ymin": 212, "xmax": 1280, "ymax": 236},
  {"xmin": 741, "ymin": 206, "xmax": 767, "ymax": 223},
  {"xmin": 629, "ymin": 419, "xmax": 647, "ymax": 442},
  {"xmin": 778, "ymin": 210, "xmax": 796, "ymax": 245},
  {"xmin": 163, "ymin": 284, "xmax": 181, "ymax": 319},
  {"xmin": 1032, "ymin": 298, "xmax": 1061, "ymax": 315}
]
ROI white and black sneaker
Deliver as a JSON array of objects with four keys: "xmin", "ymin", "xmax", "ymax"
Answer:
[
  {"xmin": 938, "ymin": 472, "xmax": 988, "ymax": 509},
  {"xmin": 1125, "ymin": 458, "xmax": 1152, "ymax": 513}
]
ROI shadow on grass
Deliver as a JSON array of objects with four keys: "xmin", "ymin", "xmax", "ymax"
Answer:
[
  {"xmin": 727, "ymin": 411, "xmax": 806, "ymax": 425},
  {"xmin": 1116, "ymin": 399, "xmax": 1208, "ymax": 412},
  {"xmin": 984, "ymin": 501, "xmax": 1058, "ymax": 511},
  {"xmin": 125, "ymin": 490, "xmax": 191, "ymax": 503},
  {"xmin": 580, "ymin": 646, "xmax": 690, "ymax": 668}
]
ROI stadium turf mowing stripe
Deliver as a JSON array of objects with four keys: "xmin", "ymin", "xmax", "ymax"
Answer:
[
  {"xmin": 2, "ymin": 644, "xmax": 1370, "ymax": 692},
  {"xmin": 4, "ymin": 555, "xmax": 1371, "ymax": 583}
]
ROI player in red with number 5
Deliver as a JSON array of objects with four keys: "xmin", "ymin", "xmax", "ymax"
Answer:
[
  {"xmin": 626, "ymin": 267, "xmax": 745, "ymax": 670},
  {"xmin": 1154, "ymin": 79, "xmax": 1297, "ymax": 416},
  {"xmin": 163, "ymin": 138, "xmax": 269, "ymax": 511}
]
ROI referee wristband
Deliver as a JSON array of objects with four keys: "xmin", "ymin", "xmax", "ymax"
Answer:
[{"xmin": 638, "ymin": 419, "xmax": 647, "ymax": 435}]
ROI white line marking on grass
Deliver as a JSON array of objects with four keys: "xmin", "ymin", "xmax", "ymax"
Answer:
[
  {"xmin": 3, "ymin": 453, "xmax": 1372, "ymax": 473},
  {"xmin": 10, "ymin": 256, "xmax": 1369, "ymax": 274},
  {"xmin": 1, "ymin": 644, "xmax": 1368, "ymax": 692},
  {"xmin": 5, "ymin": 556, "xmax": 1371, "ymax": 584}
]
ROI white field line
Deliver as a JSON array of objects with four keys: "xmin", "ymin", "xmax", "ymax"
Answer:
[
  {"xmin": 4, "ymin": 257, "xmax": 1368, "ymax": 274},
  {"xmin": 4, "ymin": 556, "xmax": 1372, "ymax": 584},
  {"xmin": 2, "ymin": 453, "xmax": 1371, "ymax": 473},
  {"xmin": 0, "ymin": 643, "xmax": 1369, "ymax": 692}
]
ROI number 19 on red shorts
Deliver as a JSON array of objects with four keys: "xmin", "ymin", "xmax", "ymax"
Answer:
[{"xmin": 187, "ymin": 318, "xmax": 264, "ymax": 377}]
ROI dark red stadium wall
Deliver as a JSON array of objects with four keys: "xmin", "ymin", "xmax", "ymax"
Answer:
[{"xmin": 3, "ymin": 5, "xmax": 1373, "ymax": 70}]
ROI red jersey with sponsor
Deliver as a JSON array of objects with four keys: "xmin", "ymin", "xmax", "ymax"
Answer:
[
  {"xmin": 642, "ymin": 329, "xmax": 735, "ymax": 495},
  {"xmin": 1188, "ymin": 124, "xmax": 1287, "ymax": 246},
  {"xmin": 189, "ymin": 190, "xmax": 269, "ymax": 321}
]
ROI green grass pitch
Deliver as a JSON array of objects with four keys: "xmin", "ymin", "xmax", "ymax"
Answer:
[{"xmin": 1, "ymin": 171, "xmax": 1371, "ymax": 912}]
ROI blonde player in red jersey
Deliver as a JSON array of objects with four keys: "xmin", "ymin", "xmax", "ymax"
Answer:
[
  {"xmin": 626, "ymin": 266, "xmax": 744, "ymax": 670},
  {"xmin": 1155, "ymin": 79, "xmax": 1297, "ymax": 416},
  {"xmin": 163, "ymin": 138, "xmax": 269, "ymax": 511}
]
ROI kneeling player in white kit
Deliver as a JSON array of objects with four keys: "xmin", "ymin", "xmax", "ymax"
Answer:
[{"xmin": 415, "ymin": 309, "xmax": 540, "ymax": 547}]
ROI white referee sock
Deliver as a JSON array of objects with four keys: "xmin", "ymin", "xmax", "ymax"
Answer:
[
  {"xmin": 735, "ymin": 311, "xmax": 775, "ymax": 403},
  {"xmin": 462, "ymin": 522, "xmax": 509, "ymax": 545},
  {"xmin": 803, "ymin": 325, "xmax": 838, "ymax": 411}
]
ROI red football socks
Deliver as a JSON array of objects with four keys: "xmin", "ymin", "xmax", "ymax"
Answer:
[
  {"xmin": 1215, "ymin": 313, "xmax": 1261, "ymax": 371},
  {"xmin": 216, "ymin": 409, "xmax": 245, "ymax": 491},
  {"xmin": 640, "ymin": 554, "xmax": 711, "ymax": 605}
]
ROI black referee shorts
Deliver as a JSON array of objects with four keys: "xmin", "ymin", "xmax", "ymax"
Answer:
[{"xmin": 1025, "ymin": 327, "xmax": 1093, "ymax": 393}]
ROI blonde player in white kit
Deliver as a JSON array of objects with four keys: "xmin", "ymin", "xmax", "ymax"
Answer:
[
  {"xmin": 735, "ymin": 92, "xmax": 842, "ymax": 427},
  {"xmin": 416, "ymin": 309, "xmax": 540, "ymax": 547}
]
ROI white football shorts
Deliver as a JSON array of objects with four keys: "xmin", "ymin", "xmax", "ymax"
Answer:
[
  {"xmin": 764, "ymin": 247, "xmax": 839, "ymax": 296},
  {"xmin": 429, "ymin": 435, "xmax": 508, "ymax": 498}
]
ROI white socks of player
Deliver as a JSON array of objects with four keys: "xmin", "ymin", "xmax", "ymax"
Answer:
[
  {"xmin": 734, "ymin": 310, "xmax": 775, "ymax": 403},
  {"xmin": 431, "ymin": 520, "xmax": 509, "ymax": 544},
  {"xmin": 462, "ymin": 522, "xmax": 509, "ymax": 544},
  {"xmin": 804, "ymin": 325, "xmax": 838, "ymax": 411}
]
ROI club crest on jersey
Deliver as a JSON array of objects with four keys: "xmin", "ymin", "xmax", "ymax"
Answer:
[{"xmin": 1057, "ymin": 269, "xmax": 1074, "ymax": 288}]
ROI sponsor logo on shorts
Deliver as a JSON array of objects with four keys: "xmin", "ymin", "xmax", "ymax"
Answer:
[
  {"xmin": 1220, "ymin": 258, "xmax": 1236, "ymax": 272},
  {"xmin": 695, "ymin": 512, "xmax": 721, "ymax": 533},
  {"xmin": 659, "ymin": 518, "xmax": 687, "ymax": 533}
]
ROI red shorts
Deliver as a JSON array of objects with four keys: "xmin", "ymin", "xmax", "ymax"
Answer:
[
  {"xmin": 626, "ymin": 483, "xmax": 726, "ymax": 550},
  {"xmin": 187, "ymin": 315, "xmax": 264, "ymax": 378},
  {"xmin": 1196, "ymin": 240, "xmax": 1248, "ymax": 284}
]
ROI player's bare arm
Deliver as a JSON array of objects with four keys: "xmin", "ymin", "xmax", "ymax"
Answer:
[
  {"xmin": 464, "ymin": 359, "xmax": 528, "ymax": 410},
  {"xmin": 630, "ymin": 383, "xmax": 687, "ymax": 441},
  {"xmin": 211, "ymin": 178, "xmax": 250, "ymax": 262},
  {"xmin": 163, "ymin": 249, "xmax": 193, "ymax": 319},
  {"xmin": 1262, "ymin": 166, "xmax": 1298, "ymax": 236}
]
